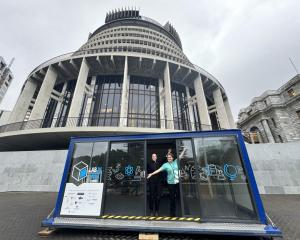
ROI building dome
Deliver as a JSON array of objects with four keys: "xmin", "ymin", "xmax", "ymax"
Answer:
[{"xmin": 0, "ymin": 8, "xmax": 235, "ymax": 151}]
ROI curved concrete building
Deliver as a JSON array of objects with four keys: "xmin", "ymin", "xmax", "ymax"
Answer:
[{"xmin": 0, "ymin": 8, "xmax": 235, "ymax": 151}]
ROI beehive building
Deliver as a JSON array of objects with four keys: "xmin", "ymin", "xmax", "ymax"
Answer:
[{"xmin": 0, "ymin": 9, "xmax": 235, "ymax": 151}]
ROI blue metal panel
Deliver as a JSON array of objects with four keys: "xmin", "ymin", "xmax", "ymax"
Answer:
[
  {"xmin": 264, "ymin": 225, "xmax": 282, "ymax": 235},
  {"xmin": 41, "ymin": 217, "xmax": 54, "ymax": 227},
  {"xmin": 236, "ymin": 131, "xmax": 267, "ymax": 224},
  {"xmin": 53, "ymin": 140, "xmax": 75, "ymax": 217},
  {"xmin": 70, "ymin": 129, "xmax": 240, "ymax": 143},
  {"xmin": 41, "ymin": 219, "xmax": 282, "ymax": 237}
]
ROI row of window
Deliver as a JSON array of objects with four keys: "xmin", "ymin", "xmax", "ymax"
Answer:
[
  {"xmin": 74, "ymin": 46, "xmax": 191, "ymax": 66},
  {"xmin": 83, "ymin": 37, "xmax": 185, "ymax": 59},
  {"xmin": 39, "ymin": 75, "xmax": 204, "ymax": 130},
  {"xmin": 90, "ymin": 26, "xmax": 181, "ymax": 52}
]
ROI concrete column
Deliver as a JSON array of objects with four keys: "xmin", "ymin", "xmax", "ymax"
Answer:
[
  {"xmin": 158, "ymin": 78, "xmax": 166, "ymax": 129},
  {"xmin": 29, "ymin": 66, "xmax": 57, "ymax": 120},
  {"xmin": 119, "ymin": 56, "xmax": 129, "ymax": 127},
  {"xmin": 67, "ymin": 58, "xmax": 90, "ymax": 121},
  {"xmin": 85, "ymin": 75, "xmax": 96, "ymax": 117},
  {"xmin": 213, "ymin": 88, "xmax": 230, "ymax": 129},
  {"xmin": 163, "ymin": 62, "xmax": 174, "ymax": 129},
  {"xmin": 194, "ymin": 75, "xmax": 212, "ymax": 130},
  {"xmin": 8, "ymin": 79, "xmax": 38, "ymax": 123},
  {"xmin": 185, "ymin": 86, "xmax": 195, "ymax": 131},
  {"xmin": 224, "ymin": 98, "xmax": 236, "ymax": 128},
  {"xmin": 82, "ymin": 76, "xmax": 96, "ymax": 126},
  {"xmin": 261, "ymin": 119, "xmax": 275, "ymax": 143}
]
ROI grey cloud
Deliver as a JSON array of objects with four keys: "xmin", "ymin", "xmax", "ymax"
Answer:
[{"xmin": 1, "ymin": 0, "xmax": 299, "ymax": 122}]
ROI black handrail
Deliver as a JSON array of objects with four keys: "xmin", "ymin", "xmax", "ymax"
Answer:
[{"xmin": 0, "ymin": 116, "xmax": 214, "ymax": 134}]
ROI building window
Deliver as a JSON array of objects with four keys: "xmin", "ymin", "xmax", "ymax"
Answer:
[
  {"xmin": 41, "ymin": 80, "xmax": 76, "ymax": 128},
  {"xmin": 90, "ymin": 75, "xmax": 122, "ymax": 127},
  {"xmin": 56, "ymin": 80, "xmax": 76, "ymax": 127},
  {"xmin": 296, "ymin": 110, "xmax": 300, "ymax": 119},
  {"xmin": 287, "ymin": 88, "xmax": 296, "ymax": 97},
  {"xmin": 189, "ymin": 89, "xmax": 201, "ymax": 130},
  {"xmin": 127, "ymin": 76, "xmax": 160, "ymax": 128},
  {"xmin": 249, "ymin": 126, "xmax": 262, "ymax": 144},
  {"xmin": 271, "ymin": 118, "xmax": 277, "ymax": 128},
  {"xmin": 209, "ymin": 111, "xmax": 220, "ymax": 130},
  {"xmin": 171, "ymin": 82, "xmax": 190, "ymax": 130}
]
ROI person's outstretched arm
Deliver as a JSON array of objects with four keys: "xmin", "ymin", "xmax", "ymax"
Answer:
[{"xmin": 147, "ymin": 167, "xmax": 163, "ymax": 179}]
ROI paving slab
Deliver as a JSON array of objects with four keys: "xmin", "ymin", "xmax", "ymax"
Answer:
[{"xmin": 0, "ymin": 192, "xmax": 298, "ymax": 239}]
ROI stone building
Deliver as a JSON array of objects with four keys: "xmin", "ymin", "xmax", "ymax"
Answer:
[
  {"xmin": 0, "ymin": 8, "xmax": 235, "ymax": 151},
  {"xmin": 238, "ymin": 74, "xmax": 300, "ymax": 143},
  {"xmin": 0, "ymin": 56, "xmax": 14, "ymax": 105}
]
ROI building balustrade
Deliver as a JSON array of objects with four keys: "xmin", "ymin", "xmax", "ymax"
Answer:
[{"xmin": 0, "ymin": 116, "xmax": 213, "ymax": 134}]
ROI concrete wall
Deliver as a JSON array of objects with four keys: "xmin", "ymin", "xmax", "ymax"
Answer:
[
  {"xmin": 0, "ymin": 150, "xmax": 67, "ymax": 192},
  {"xmin": 247, "ymin": 142, "xmax": 300, "ymax": 194},
  {"xmin": 0, "ymin": 142, "xmax": 299, "ymax": 193}
]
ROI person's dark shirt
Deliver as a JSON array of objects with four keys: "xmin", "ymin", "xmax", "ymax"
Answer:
[{"xmin": 147, "ymin": 159, "xmax": 162, "ymax": 184}]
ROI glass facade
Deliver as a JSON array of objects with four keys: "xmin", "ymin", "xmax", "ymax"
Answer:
[
  {"xmin": 56, "ymin": 80, "xmax": 76, "ymax": 127},
  {"xmin": 210, "ymin": 112, "xmax": 220, "ymax": 130},
  {"xmin": 40, "ymin": 80, "xmax": 76, "ymax": 128},
  {"xmin": 41, "ymin": 83, "xmax": 64, "ymax": 128},
  {"xmin": 38, "ymin": 74, "xmax": 220, "ymax": 131},
  {"xmin": 172, "ymin": 82, "xmax": 190, "ymax": 130},
  {"xmin": 89, "ymin": 75, "xmax": 122, "ymax": 126},
  {"xmin": 127, "ymin": 76, "xmax": 160, "ymax": 128},
  {"xmin": 189, "ymin": 89, "xmax": 201, "ymax": 130}
]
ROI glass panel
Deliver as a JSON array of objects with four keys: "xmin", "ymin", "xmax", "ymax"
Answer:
[
  {"xmin": 128, "ymin": 76, "xmax": 160, "ymax": 128},
  {"xmin": 193, "ymin": 136, "xmax": 257, "ymax": 220},
  {"xmin": 209, "ymin": 112, "xmax": 220, "ymax": 130},
  {"xmin": 67, "ymin": 142, "xmax": 93, "ymax": 185},
  {"xmin": 61, "ymin": 142, "xmax": 108, "ymax": 216},
  {"xmin": 66, "ymin": 142, "xmax": 109, "ymax": 185},
  {"xmin": 104, "ymin": 141, "xmax": 145, "ymax": 216},
  {"xmin": 56, "ymin": 79, "xmax": 76, "ymax": 127},
  {"xmin": 171, "ymin": 82, "xmax": 190, "ymax": 130},
  {"xmin": 89, "ymin": 142, "xmax": 108, "ymax": 183},
  {"xmin": 177, "ymin": 139, "xmax": 201, "ymax": 217},
  {"xmin": 90, "ymin": 75, "xmax": 122, "ymax": 126}
]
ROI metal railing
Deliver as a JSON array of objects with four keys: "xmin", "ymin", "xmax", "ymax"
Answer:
[{"xmin": 0, "ymin": 116, "xmax": 214, "ymax": 134}]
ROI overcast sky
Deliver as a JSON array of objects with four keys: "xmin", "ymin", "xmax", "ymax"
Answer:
[{"xmin": 1, "ymin": 0, "xmax": 300, "ymax": 120}]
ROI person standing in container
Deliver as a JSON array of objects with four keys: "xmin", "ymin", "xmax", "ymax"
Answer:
[
  {"xmin": 147, "ymin": 153, "xmax": 162, "ymax": 216},
  {"xmin": 147, "ymin": 152, "xmax": 179, "ymax": 217}
]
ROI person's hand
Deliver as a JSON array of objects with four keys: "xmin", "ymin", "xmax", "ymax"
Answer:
[{"xmin": 147, "ymin": 173, "xmax": 152, "ymax": 179}]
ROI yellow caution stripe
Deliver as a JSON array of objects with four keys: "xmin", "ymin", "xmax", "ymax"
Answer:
[{"xmin": 98, "ymin": 215, "xmax": 200, "ymax": 222}]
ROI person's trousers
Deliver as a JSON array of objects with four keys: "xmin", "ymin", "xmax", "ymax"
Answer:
[
  {"xmin": 168, "ymin": 183, "xmax": 179, "ymax": 217},
  {"xmin": 149, "ymin": 182, "xmax": 161, "ymax": 212}
]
